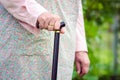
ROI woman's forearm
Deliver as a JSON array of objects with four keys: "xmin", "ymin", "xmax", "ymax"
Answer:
[
  {"xmin": 0, "ymin": 0, "xmax": 47, "ymax": 28},
  {"xmin": 76, "ymin": 0, "xmax": 88, "ymax": 52}
]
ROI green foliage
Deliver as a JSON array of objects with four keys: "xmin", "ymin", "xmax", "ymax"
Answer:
[{"xmin": 72, "ymin": 0, "xmax": 120, "ymax": 80}]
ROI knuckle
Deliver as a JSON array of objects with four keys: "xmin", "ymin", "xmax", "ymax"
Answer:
[
  {"xmin": 87, "ymin": 60, "xmax": 90, "ymax": 65},
  {"xmin": 47, "ymin": 16, "xmax": 51, "ymax": 20},
  {"xmin": 56, "ymin": 15, "xmax": 61, "ymax": 19},
  {"xmin": 54, "ymin": 15, "xmax": 61, "ymax": 20},
  {"xmin": 84, "ymin": 61, "xmax": 90, "ymax": 66},
  {"xmin": 54, "ymin": 24, "xmax": 60, "ymax": 30},
  {"xmin": 41, "ymin": 17, "xmax": 46, "ymax": 20}
]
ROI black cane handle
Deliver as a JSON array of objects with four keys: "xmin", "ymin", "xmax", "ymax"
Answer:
[
  {"xmin": 54, "ymin": 22, "xmax": 65, "ymax": 33},
  {"xmin": 60, "ymin": 22, "xmax": 65, "ymax": 29}
]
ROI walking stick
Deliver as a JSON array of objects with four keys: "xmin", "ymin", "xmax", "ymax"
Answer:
[{"xmin": 51, "ymin": 22, "xmax": 65, "ymax": 80}]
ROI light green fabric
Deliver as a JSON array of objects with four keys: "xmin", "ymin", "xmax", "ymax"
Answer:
[{"xmin": 0, "ymin": 0, "xmax": 79, "ymax": 80}]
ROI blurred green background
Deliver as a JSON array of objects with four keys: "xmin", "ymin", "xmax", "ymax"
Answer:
[{"xmin": 72, "ymin": 0, "xmax": 120, "ymax": 80}]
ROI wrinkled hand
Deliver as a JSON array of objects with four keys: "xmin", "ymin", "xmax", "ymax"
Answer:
[
  {"xmin": 75, "ymin": 51, "xmax": 90, "ymax": 76},
  {"xmin": 37, "ymin": 12, "xmax": 65, "ymax": 34}
]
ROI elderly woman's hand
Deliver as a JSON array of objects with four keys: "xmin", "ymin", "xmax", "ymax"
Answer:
[
  {"xmin": 75, "ymin": 51, "xmax": 90, "ymax": 76},
  {"xmin": 37, "ymin": 12, "xmax": 65, "ymax": 34}
]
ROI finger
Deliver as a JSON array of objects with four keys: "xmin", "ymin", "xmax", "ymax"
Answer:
[
  {"xmin": 49, "ymin": 18, "xmax": 56, "ymax": 26},
  {"xmin": 47, "ymin": 19, "xmax": 55, "ymax": 31},
  {"xmin": 39, "ymin": 16, "xmax": 46, "ymax": 29},
  {"xmin": 47, "ymin": 25, "xmax": 54, "ymax": 31},
  {"xmin": 80, "ymin": 63, "xmax": 89, "ymax": 76},
  {"xmin": 80, "ymin": 67, "xmax": 88, "ymax": 76},
  {"xmin": 60, "ymin": 27, "xmax": 65, "ymax": 34},
  {"xmin": 38, "ymin": 19, "xmax": 45, "ymax": 29},
  {"xmin": 54, "ymin": 20, "xmax": 60, "ymax": 30},
  {"xmin": 44, "ymin": 16, "xmax": 51, "ymax": 29},
  {"xmin": 53, "ymin": 15, "xmax": 61, "ymax": 30},
  {"xmin": 75, "ymin": 61, "xmax": 81, "ymax": 74}
]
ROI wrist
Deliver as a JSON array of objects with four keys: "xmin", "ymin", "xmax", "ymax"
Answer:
[{"xmin": 75, "ymin": 51, "xmax": 88, "ymax": 54}]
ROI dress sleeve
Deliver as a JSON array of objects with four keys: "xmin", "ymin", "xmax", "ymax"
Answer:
[
  {"xmin": 76, "ymin": 0, "xmax": 88, "ymax": 52},
  {"xmin": 0, "ymin": 0, "xmax": 47, "ymax": 35}
]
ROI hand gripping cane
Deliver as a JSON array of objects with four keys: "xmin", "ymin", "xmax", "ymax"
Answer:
[{"xmin": 51, "ymin": 22, "xmax": 65, "ymax": 80}]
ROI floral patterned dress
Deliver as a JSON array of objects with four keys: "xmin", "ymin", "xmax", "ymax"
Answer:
[{"xmin": 0, "ymin": 0, "xmax": 86, "ymax": 80}]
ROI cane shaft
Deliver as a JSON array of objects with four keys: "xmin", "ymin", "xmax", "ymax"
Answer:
[
  {"xmin": 51, "ymin": 22, "xmax": 65, "ymax": 80},
  {"xmin": 52, "ymin": 32, "xmax": 60, "ymax": 80}
]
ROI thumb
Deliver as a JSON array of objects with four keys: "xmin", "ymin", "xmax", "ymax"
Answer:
[
  {"xmin": 75, "ymin": 61, "xmax": 81, "ymax": 74},
  {"xmin": 61, "ymin": 27, "xmax": 65, "ymax": 34}
]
